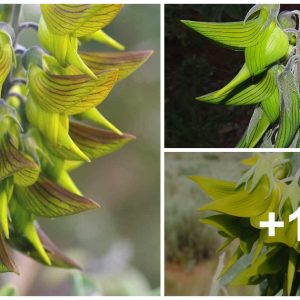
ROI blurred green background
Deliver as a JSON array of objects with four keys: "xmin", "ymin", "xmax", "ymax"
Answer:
[
  {"xmin": 0, "ymin": 4, "xmax": 160, "ymax": 296},
  {"xmin": 164, "ymin": 4, "xmax": 300, "ymax": 148}
]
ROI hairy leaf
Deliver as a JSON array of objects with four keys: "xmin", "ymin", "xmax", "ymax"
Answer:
[
  {"xmin": 181, "ymin": 16, "xmax": 266, "ymax": 49},
  {"xmin": 28, "ymin": 64, "xmax": 118, "ymax": 115},
  {"xmin": 0, "ymin": 233, "xmax": 18, "ymax": 274},
  {"xmin": 41, "ymin": 4, "xmax": 123, "ymax": 37},
  {"xmin": 0, "ymin": 135, "xmax": 40, "ymax": 184}
]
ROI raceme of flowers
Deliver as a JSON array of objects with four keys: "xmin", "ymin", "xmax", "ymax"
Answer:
[
  {"xmin": 182, "ymin": 4, "xmax": 300, "ymax": 148},
  {"xmin": 190, "ymin": 153, "xmax": 300, "ymax": 295},
  {"xmin": 0, "ymin": 4, "xmax": 152, "ymax": 274}
]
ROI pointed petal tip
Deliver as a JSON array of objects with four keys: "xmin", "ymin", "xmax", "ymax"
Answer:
[{"xmin": 122, "ymin": 132, "xmax": 136, "ymax": 140}]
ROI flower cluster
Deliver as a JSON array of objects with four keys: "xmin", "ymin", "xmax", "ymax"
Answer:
[
  {"xmin": 182, "ymin": 4, "xmax": 300, "ymax": 148},
  {"xmin": 0, "ymin": 4, "xmax": 152, "ymax": 273},
  {"xmin": 190, "ymin": 153, "xmax": 300, "ymax": 295}
]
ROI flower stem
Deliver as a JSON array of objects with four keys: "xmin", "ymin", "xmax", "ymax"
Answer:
[
  {"xmin": 2, "ymin": 4, "xmax": 22, "ymax": 99},
  {"xmin": 11, "ymin": 4, "xmax": 21, "ymax": 42}
]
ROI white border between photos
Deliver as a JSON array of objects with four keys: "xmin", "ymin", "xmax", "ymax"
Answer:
[{"xmin": 1, "ymin": 0, "xmax": 300, "ymax": 299}]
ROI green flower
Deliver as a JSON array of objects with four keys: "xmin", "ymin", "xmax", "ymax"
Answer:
[
  {"xmin": 191, "ymin": 153, "xmax": 300, "ymax": 295},
  {"xmin": 182, "ymin": 4, "xmax": 300, "ymax": 148},
  {"xmin": 0, "ymin": 4, "xmax": 153, "ymax": 274}
]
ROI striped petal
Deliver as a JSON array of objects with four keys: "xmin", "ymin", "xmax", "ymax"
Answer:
[
  {"xmin": 0, "ymin": 233, "xmax": 18, "ymax": 274},
  {"xmin": 8, "ymin": 225, "xmax": 80, "ymax": 269},
  {"xmin": 40, "ymin": 4, "xmax": 123, "ymax": 37},
  {"xmin": 69, "ymin": 120, "xmax": 135, "ymax": 160},
  {"xmin": 0, "ymin": 31, "xmax": 13, "ymax": 95},
  {"xmin": 14, "ymin": 175, "xmax": 99, "ymax": 218},
  {"xmin": 80, "ymin": 50, "xmax": 153, "ymax": 81},
  {"xmin": 224, "ymin": 67, "xmax": 278, "ymax": 106},
  {"xmin": 245, "ymin": 25, "xmax": 289, "ymax": 76},
  {"xmin": 181, "ymin": 16, "xmax": 266, "ymax": 49},
  {"xmin": 0, "ymin": 135, "xmax": 40, "ymax": 184},
  {"xmin": 28, "ymin": 64, "xmax": 118, "ymax": 114}
]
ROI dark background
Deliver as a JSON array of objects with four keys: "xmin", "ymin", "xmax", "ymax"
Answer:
[{"xmin": 165, "ymin": 4, "xmax": 300, "ymax": 148}]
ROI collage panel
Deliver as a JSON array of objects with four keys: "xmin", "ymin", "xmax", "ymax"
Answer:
[
  {"xmin": 165, "ymin": 152, "xmax": 300, "ymax": 296},
  {"xmin": 165, "ymin": 4, "xmax": 300, "ymax": 148},
  {"xmin": 0, "ymin": 3, "xmax": 160, "ymax": 296}
]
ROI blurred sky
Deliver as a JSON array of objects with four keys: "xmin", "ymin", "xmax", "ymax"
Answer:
[{"xmin": 0, "ymin": 4, "xmax": 160, "ymax": 296}]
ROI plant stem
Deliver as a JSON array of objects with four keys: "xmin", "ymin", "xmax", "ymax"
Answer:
[
  {"xmin": 2, "ymin": 4, "xmax": 22, "ymax": 99},
  {"xmin": 10, "ymin": 4, "xmax": 21, "ymax": 41},
  {"xmin": 18, "ymin": 22, "xmax": 38, "ymax": 33}
]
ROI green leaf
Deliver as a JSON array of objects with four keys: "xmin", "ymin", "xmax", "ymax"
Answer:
[
  {"xmin": 82, "ymin": 29, "xmax": 125, "ymax": 51},
  {"xmin": 80, "ymin": 50, "xmax": 153, "ymax": 81},
  {"xmin": 0, "ymin": 285, "xmax": 17, "ymax": 296},
  {"xmin": 28, "ymin": 64, "xmax": 118, "ymax": 115},
  {"xmin": 69, "ymin": 120, "xmax": 135, "ymax": 160},
  {"xmin": 245, "ymin": 26, "xmax": 288, "ymax": 76},
  {"xmin": 41, "ymin": 4, "xmax": 123, "ymax": 37},
  {"xmin": 14, "ymin": 175, "xmax": 99, "ymax": 217},
  {"xmin": 38, "ymin": 17, "xmax": 96, "ymax": 78},
  {"xmin": 0, "ymin": 31, "xmax": 14, "ymax": 94}
]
